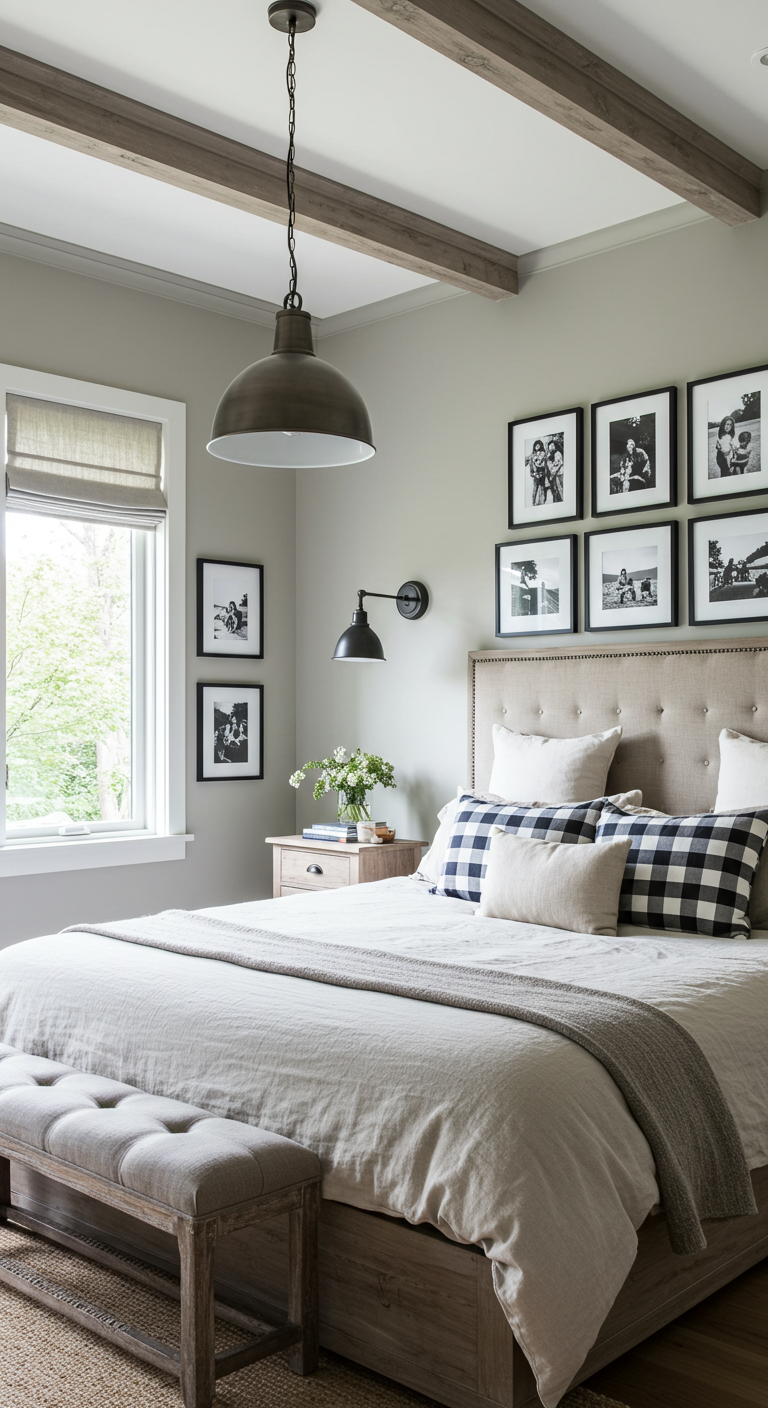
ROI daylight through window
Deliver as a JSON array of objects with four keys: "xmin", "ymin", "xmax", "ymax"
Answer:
[
  {"xmin": 6, "ymin": 513, "xmax": 137, "ymax": 832},
  {"xmin": 1, "ymin": 383, "xmax": 178, "ymax": 848}
]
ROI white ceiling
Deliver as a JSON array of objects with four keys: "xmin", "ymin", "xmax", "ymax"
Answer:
[
  {"xmin": 0, "ymin": 0, "xmax": 763, "ymax": 317},
  {"xmin": 523, "ymin": 0, "xmax": 768, "ymax": 169}
]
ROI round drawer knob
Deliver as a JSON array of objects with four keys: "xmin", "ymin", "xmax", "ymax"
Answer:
[{"xmin": 307, "ymin": 863, "xmax": 324, "ymax": 875}]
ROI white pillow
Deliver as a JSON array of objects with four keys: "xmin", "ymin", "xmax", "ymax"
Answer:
[
  {"xmin": 414, "ymin": 783, "xmax": 642, "ymax": 886},
  {"xmin": 478, "ymin": 829, "xmax": 632, "ymax": 935},
  {"xmin": 488, "ymin": 724, "xmax": 623, "ymax": 804},
  {"xmin": 715, "ymin": 728, "xmax": 768, "ymax": 811},
  {"xmin": 712, "ymin": 731, "xmax": 768, "ymax": 928}
]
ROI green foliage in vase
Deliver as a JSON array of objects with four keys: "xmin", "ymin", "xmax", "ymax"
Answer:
[{"xmin": 290, "ymin": 746, "xmax": 396, "ymax": 823}]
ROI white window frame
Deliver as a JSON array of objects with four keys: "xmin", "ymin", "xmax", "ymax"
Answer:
[{"xmin": 0, "ymin": 364, "xmax": 191, "ymax": 876}]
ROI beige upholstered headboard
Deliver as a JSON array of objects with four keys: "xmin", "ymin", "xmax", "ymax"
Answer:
[{"xmin": 469, "ymin": 638, "xmax": 768, "ymax": 815}]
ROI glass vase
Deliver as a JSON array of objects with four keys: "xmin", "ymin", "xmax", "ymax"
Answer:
[{"xmin": 337, "ymin": 794, "xmax": 371, "ymax": 824}]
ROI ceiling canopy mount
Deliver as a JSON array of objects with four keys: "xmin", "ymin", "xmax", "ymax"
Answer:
[{"xmin": 267, "ymin": 1, "xmax": 317, "ymax": 34}]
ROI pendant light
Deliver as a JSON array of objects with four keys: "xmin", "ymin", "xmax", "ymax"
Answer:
[
  {"xmin": 207, "ymin": 1, "xmax": 375, "ymax": 469},
  {"xmin": 333, "ymin": 584, "xmax": 429, "ymax": 662}
]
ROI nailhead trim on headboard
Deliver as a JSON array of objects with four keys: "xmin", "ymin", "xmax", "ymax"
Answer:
[{"xmin": 469, "ymin": 641, "xmax": 768, "ymax": 792}]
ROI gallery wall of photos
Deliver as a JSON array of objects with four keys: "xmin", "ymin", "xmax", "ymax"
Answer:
[
  {"xmin": 497, "ymin": 361, "xmax": 768, "ymax": 638},
  {"xmin": 196, "ymin": 558, "xmax": 265, "ymax": 781}
]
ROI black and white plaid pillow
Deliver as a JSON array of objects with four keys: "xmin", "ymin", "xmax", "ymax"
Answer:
[
  {"xmin": 433, "ymin": 794, "xmax": 603, "ymax": 904},
  {"xmin": 596, "ymin": 803, "xmax": 768, "ymax": 938}
]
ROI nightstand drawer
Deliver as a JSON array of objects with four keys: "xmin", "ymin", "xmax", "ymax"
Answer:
[
  {"xmin": 280, "ymin": 884, "xmax": 311, "ymax": 897},
  {"xmin": 281, "ymin": 847, "xmax": 350, "ymax": 889}
]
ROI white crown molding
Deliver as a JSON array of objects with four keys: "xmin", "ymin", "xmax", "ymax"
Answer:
[
  {"xmin": 0, "ymin": 200, "xmax": 717, "ymax": 339},
  {"xmin": 0, "ymin": 221, "xmax": 280, "ymax": 328},
  {"xmin": 317, "ymin": 281, "xmax": 465, "ymax": 339},
  {"xmin": 318, "ymin": 202, "xmax": 712, "ymax": 337},
  {"xmin": 517, "ymin": 201, "xmax": 711, "ymax": 281}
]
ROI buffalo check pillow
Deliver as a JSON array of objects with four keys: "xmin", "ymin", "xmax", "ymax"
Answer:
[
  {"xmin": 433, "ymin": 794, "xmax": 602, "ymax": 904},
  {"xmin": 596, "ymin": 803, "xmax": 768, "ymax": 938}
]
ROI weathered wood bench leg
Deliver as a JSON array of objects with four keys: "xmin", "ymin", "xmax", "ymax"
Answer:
[
  {"xmin": 0, "ymin": 1155, "xmax": 11, "ymax": 1219},
  {"xmin": 288, "ymin": 1182, "xmax": 319, "ymax": 1375},
  {"xmin": 178, "ymin": 1216, "xmax": 217, "ymax": 1408}
]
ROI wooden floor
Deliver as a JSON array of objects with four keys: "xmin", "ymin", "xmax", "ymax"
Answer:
[{"xmin": 585, "ymin": 1255, "xmax": 768, "ymax": 1408}]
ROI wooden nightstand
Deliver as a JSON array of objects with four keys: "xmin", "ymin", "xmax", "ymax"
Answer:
[{"xmin": 266, "ymin": 835, "xmax": 427, "ymax": 899}]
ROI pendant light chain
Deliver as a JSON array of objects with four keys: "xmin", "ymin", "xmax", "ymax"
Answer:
[{"xmin": 283, "ymin": 16, "xmax": 302, "ymax": 310}]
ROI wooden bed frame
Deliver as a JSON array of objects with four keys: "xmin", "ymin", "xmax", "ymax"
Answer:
[{"xmin": 10, "ymin": 638, "xmax": 768, "ymax": 1407}]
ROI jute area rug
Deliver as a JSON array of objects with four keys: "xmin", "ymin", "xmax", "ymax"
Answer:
[{"xmin": 0, "ymin": 1225, "xmax": 629, "ymax": 1408}]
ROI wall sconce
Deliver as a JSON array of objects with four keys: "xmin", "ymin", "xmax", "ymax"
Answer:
[{"xmin": 332, "ymin": 582, "xmax": 429, "ymax": 662}]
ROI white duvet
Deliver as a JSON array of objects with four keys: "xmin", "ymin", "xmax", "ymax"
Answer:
[{"xmin": 0, "ymin": 876, "xmax": 767, "ymax": 1405}]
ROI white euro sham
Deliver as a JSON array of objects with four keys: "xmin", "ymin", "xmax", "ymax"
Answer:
[
  {"xmin": 488, "ymin": 724, "xmax": 622, "ymax": 804},
  {"xmin": 716, "ymin": 728, "xmax": 768, "ymax": 811}
]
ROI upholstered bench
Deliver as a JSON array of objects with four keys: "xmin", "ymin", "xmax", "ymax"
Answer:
[{"xmin": 0, "ymin": 1044, "xmax": 321, "ymax": 1408}]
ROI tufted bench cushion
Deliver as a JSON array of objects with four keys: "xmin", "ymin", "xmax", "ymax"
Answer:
[
  {"xmin": 0, "ymin": 1043, "xmax": 321, "ymax": 1407},
  {"xmin": 0, "ymin": 1044, "xmax": 320, "ymax": 1216}
]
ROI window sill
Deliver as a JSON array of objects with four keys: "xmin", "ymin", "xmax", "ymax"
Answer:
[{"xmin": 0, "ymin": 832, "xmax": 194, "ymax": 878}]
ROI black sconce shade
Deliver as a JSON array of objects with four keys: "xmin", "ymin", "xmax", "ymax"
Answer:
[{"xmin": 332, "ymin": 582, "xmax": 428, "ymax": 662}]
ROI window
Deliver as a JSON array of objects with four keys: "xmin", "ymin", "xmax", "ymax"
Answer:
[{"xmin": 0, "ymin": 366, "xmax": 187, "ymax": 876}]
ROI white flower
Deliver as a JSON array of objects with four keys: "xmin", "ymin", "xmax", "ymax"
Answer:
[
  {"xmin": 347, "ymin": 772, "xmax": 358, "ymax": 787},
  {"xmin": 289, "ymin": 770, "xmax": 305, "ymax": 788},
  {"xmin": 333, "ymin": 745, "xmax": 346, "ymax": 762}
]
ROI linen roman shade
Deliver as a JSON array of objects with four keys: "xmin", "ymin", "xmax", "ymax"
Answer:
[{"xmin": 5, "ymin": 394, "xmax": 166, "ymax": 528}]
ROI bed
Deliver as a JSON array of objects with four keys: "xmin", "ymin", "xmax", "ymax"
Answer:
[{"xmin": 1, "ymin": 637, "xmax": 768, "ymax": 1408}]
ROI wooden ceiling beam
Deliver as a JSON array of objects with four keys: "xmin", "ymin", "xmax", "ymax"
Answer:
[
  {"xmin": 0, "ymin": 44, "xmax": 518, "ymax": 300},
  {"xmin": 351, "ymin": 0, "xmax": 763, "ymax": 226}
]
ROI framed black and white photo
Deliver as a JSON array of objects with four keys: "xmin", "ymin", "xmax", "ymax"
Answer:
[
  {"xmin": 591, "ymin": 385, "xmax": 676, "ymax": 517},
  {"xmin": 495, "ymin": 535, "xmax": 577, "ymax": 637},
  {"xmin": 585, "ymin": 521, "xmax": 678, "ymax": 632},
  {"xmin": 197, "ymin": 558, "xmax": 263, "ymax": 659},
  {"xmin": 508, "ymin": 407, "xmax": 583, "ymax": 529},
  {"xmin": 688, "ymin": 363, "xmax": 768, "ymax": 504},
  {"xmin": 689, "ymin": 507, "xmax": 768, "ymax": 627},
  {"xmin": 196, "ymin": 683, "xmax": 263, "ymax": 781}
]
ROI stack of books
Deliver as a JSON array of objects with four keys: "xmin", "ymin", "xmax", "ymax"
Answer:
[{"xmin": 302, "ymin": 821, "xmax": 384, "ymax": 844}]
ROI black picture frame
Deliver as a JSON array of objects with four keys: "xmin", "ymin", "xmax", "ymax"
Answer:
[
  {"xmin": 688, "ymin": 506, "xmax": 768, "ymax": 627},
  {"xmin": 196, "ymin": 558, "xmax": 264, "ymax": 659},
  {"xmin": 508, "ymin": 406, "xmax": 583, "ymax": 529},
  {"xmin": 585, "ymin": 520, "xmax": 678, "ymax": 632},
  {"xmin": 495, "ymin": 535, "xmax": 577, "ymax": 637},
  {"xmin": 590, "ymin": 385, "xmax": 677, "ymax": 517},
  {"xmin": 196, "ymin": 682, "xmax": 264, "ymax": 782},
  {"xmin": 687, "ymin": 362, "xmax": 768, "ymax": 506}
]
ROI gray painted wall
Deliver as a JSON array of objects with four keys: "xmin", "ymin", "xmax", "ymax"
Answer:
[
  {"xmin": 0, "ymin": 251, "xmax": 295, "ymax": 945},
  {"xmin": 297, "ymin": 213, "xmax": 768, "ymax": 845},
  {"xmin": 2, "ymin": 207, "xmax": 768, "ymax": 941}
]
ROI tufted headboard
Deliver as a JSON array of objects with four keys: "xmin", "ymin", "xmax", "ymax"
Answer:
[{"xmin": 469, "ymin": 638, "xmax": 768, "ymax": 815}]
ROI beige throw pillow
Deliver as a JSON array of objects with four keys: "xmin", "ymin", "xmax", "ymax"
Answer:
[
  {"xmin": 488, "ymin": 724, "xmax": 622, "ymax": 804},
  {"xmin": 478, "ymin": 829, "xmax": 632, "ymax": 935},
  {"xmin": 715, "ymin": 728, "xmax": 768, "ymax": 811}
]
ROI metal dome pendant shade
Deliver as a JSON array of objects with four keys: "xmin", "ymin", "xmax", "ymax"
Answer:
[
  {"xmin": 207, "ymin": 309, "xmax": 375, "ymax": 468},
  {"xmin": 207, "ymin": 2, "xmax": 375, "ymax": 469}
]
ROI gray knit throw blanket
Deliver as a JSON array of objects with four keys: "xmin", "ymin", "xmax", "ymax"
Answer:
[{"xmin": 67, "ymin": 909, "xmax": 757, "ymax": 1255}]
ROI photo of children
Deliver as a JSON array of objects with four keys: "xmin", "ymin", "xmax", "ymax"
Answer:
[
  {"xmin": 708, "ymin": 391, "xmax": 760, "ymax": 480},
  {"xmin": 524, "ymin": 433, "xmax": 565, "ymax": 507}
]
